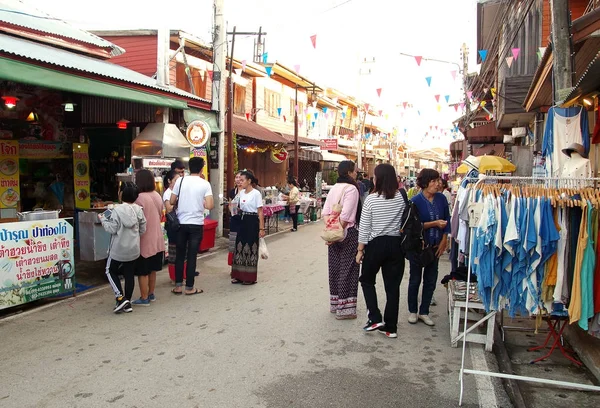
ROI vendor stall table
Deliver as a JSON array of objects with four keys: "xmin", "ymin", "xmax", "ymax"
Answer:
[{"xmin": 263, "ymin": 204, "xmax": 284, "ymax": 235}]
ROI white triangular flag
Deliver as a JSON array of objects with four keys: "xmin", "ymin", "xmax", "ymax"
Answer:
[
  {"xmin": 234, "ymin": 68, "xmax": 242, "ymax": 77},
  {"xmin": 505, "ymin": 56, "xmax": 514, "ymax": 68},
  {"xmin": 539, "ymin": 47, "xmax": 547, "ymax": 57}
]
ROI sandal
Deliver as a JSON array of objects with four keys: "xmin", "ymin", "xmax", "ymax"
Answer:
[
  {"xmin": 185, "ymin": 288, "xmax": 204, "ymax": 295},
  {"xmin": 242, "ymin": 281, "xmax": 257, "ymax": 285},
  {"xmin": 231, "ymin": 279, "xmax": 243, "ymax": 284},
  {"xmin": 171, "ymin": 288, "xmax": 183, "ymax": 295}
]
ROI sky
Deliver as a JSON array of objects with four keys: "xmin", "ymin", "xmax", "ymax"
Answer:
[{"xmin": 24, "ymin": 0, "xmax": 479, "ymax": 149}]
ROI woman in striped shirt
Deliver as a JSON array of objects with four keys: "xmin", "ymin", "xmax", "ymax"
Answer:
[{"xmin": 357, "ymin": 164, "xmax": 407, "ymax": 338}]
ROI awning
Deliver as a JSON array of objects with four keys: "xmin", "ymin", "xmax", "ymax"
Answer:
[
  {"xmin": 562, "ymin": 51, "xmax": 600, "ymax": 107},
  {"xmin": 321, "ymin": 151, "xmax": 347, "ymax": 162},
  {"xmin": 289, "ymin": 147, "xmax": 323, "ymax": 162},
  {"xmin": 184, "ymin": 108, "xmax": 221, "ymax": 133},
  {"xmin": 0, "ymin": 33, "xmax": 210, "ymax": 108},
  {"xmin": 0, "ymin": 57, "xmax": 188, "ymax": 109},
  {"xmin": 278, "ymin": 133, "xmax": 325, "ymax": 147},
  {"xmin": 232, "ymin": 116, "xmax": 289, "ymax": 144}
]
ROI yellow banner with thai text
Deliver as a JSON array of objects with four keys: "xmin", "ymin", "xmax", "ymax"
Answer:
[
  {"xmin": 73, "ymin": 144, "xmax": 90, "ymax": 209},
  {"xmin": 0, "ymin": 141, "xmax": 20, "ymax": 209}
]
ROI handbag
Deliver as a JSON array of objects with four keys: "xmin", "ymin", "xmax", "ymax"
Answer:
[
  {"xmin": 419, "ymin": 245, "xmax": 436, "ymax": 267},
  {"xmin": 321, "ymin": 185, "xmax": 351, "ymax": 242},
  {"xmin": 166, "ymin": 177, "xmax": 183, "ymax": 233}
]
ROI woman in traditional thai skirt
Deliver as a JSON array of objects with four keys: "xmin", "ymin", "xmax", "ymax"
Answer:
[
  {"xmin": 322, "ymin": 160, "xmax": 362, "ymax": 319},
  {"xmin": 227, "ymin": 171, "xmax": 243, "ymax": 266},
  {"xmin": 231, "ymin": 170, "xmax": 265, "ymax": 285}
]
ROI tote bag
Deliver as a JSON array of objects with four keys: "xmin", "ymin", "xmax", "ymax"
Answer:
[{"xmin": 321, "ymin": 186, "xmax": 351, "ymax": 243}]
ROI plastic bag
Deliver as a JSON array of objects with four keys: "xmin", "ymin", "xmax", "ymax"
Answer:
[{"xmin": 259, "ymin": 238, "xmax": 269, "ymax": 260}]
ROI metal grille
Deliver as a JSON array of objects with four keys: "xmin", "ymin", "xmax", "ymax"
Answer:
[{"xmin": 81, "ymin": 96, "xmax": 157, "ymax": 124}]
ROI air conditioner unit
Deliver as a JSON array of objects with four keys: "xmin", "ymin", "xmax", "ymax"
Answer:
[{"xmin": 512, "ymin": 127, "xmax": 527, "ymax": 138}]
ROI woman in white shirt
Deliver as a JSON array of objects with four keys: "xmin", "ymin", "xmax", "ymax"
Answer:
[
  {"xmin": 231, "ymin": 170, "xmax": 266, "ymax": 285},
  {"xmin": 283, "ymin": 177, "xmax": 300, "ymax": 231}
]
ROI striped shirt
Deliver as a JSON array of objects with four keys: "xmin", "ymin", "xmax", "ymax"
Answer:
[{"xmin": 358, "ymin": 192, "xmax": 406, "ymax": 244}]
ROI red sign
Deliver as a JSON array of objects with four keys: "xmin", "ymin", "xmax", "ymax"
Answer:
[{"xmin": 321, "ymin": 139, "xmax": 338, "ymax": 150}]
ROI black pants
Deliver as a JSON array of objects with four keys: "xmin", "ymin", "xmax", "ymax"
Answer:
[
  {"xmin": 290, "ymin": 205, "xmax": 300, "ymax": 229},
  {"xmin": 359, "ymin": 236, "xmax": 405, "ymax": 333},
  {"xmin": 105, "ymin": 257, "xmax": 135, "ymax": 301},
  {"xmin": 175, "ymin": 224, "xmax": 204, "ymax": 289}
]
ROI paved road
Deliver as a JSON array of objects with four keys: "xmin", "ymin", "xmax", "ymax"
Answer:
[{"xmin": 0, "ymin": 223, "xmax": 511, "ymax": 408}]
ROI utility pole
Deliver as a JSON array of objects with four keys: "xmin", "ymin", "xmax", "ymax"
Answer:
[
  {"xmin": 225, "ymin": 27, "xmax": 266, "ymax": 194},
  {"xmin": 461, "ymin": 43, "xmax": 470, "ymax": 120},
  {"xmin": 358, "ymin": 105, "xmax": 368, "ymax": 172},
  {"xmin": 550, "ymin": 0, "xmax": 574, "ymax": 102},
  {"xmin": 212, "ymin": 0, "xmax": 226, "ymax": 237}
]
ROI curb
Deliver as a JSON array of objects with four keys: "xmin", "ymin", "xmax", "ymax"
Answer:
[{"xmin": 492, "ymin": 322, "xmax": 527, "ymax": 408}]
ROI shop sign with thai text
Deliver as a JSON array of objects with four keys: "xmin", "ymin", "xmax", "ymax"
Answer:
[
  {"xmin": 73, "ymin": 144, "xmax": 90, "ymax": 209},
  {"xmin": 0, "ymin": 218, "xmax": 75, "ymax": 310},
  {"xmin": 321, "ymin": 139, "xmax": 338, "ymax": 150},
  {"xmin": 0, "ymin": 141, "xmax": 20, "ymax": 209},
  {"xmin": 19, "ymin": 140, "xmax": 70, "ymax": 159}
]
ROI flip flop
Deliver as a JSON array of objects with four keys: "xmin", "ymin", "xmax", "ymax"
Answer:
[
  {"xmin": 231, "ymin": 279, "xmax": 243, "ymax": 284},
  {"xmin": 185, "ymin": 288, "xmax": 204, "ymax": 295},
  {"xmin": 171, "ymin": 288, "xmax": 183, "ymax": 295}
]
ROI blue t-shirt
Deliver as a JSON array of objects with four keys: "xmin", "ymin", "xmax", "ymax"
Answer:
[{"xmin": 411, "ymin": 192, "xmax": 451, "ymax": 246}]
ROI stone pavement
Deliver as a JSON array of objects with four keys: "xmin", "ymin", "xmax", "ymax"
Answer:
[{"xmin": 0, "ymin": 222, "xmax": 511, "ymax": 408}]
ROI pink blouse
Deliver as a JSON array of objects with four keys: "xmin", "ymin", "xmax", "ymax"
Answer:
[
  {"xmin": 322, "ymin": 183, "xmax": 359, "ymax": 229},
  {"xmin": 135, "ymin": 191, "xmax": 166, "ymax": 258}
]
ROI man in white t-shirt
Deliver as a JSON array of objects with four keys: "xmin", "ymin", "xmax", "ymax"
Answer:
[{"xmin": 170, "ymin": 157, "xmax": 214, "ymax": 294}]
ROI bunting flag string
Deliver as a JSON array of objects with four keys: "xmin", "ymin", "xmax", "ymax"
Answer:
[
  {"xmin": 444, "ymin": 95, "xmax": 450, "ymax": 103},
  {"xmin": 242, "ymin": 60, "xmax": 247, "ymax": 71},
  {"xmin": 451, "ymin": 70, "xmax": 457, "ymax": 80},
  {"xmin": 434, "ymin": 94, "xmax": 440, "ymax": 102},
  {"xmin": 313, "ymin": 112, "xmax": 318, "ymax": 120},
  {"xmin": 208, "ymin": 70, "xmax": 214, "ymax": 80},
  {"xmin": 454, "ymin": 105, "xmax": 459, "ymax": 112},
  {"xmin": 310, "ymin": 34, "xmax": 317, "ymax": 49},
  {"xmin": 467, "ymin": 91, "xmax": 473, "ymax": 99},
  {"xmin": 277, "ymin": 107, "xmax": 282, "ymax": 117},
  {"xmin": 425, "ymin": 76, "xmax": 432, "ymax": 87},
  {"xmin": 234, "ymin": 68, "xmax": 242, "ymax": 76},
  {"xmin": 265, "ymin": 66, "xmax": 272, "ymax": 76},
  {"xmin": 478, "ymin": 49, "xmax": 488, "ymax": 62},
  {"xmin": 505, "ymin": 56, "xmax": 514, "ymax": 68},
  {"xmin": 262, "ymin": 52, "xmax": 268, "ymax": 64},
  {"xmin": 415, "ymin": 56, "xmax": 423, "ymax": 66},
  {"xmin": 322, "ymin": 107, "xmax": 328, "ymax": 114},
  {"xmin": 511, "ymin": 48, "xmax": 520, "ymax": 60},
  {"xmin": 376, "ymin": 88, "xmax": 382, "ymax": 97}
]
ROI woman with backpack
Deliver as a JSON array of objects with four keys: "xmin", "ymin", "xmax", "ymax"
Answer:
[
  {"xmin": 407, "ymin": 168, "xmax": 450, "ymax": 327},
  {"xmin": 356, "ymin": 164, "xmax": 406, "ymax": 338},
  {"xmin": 322, "ymin": 160, "xmax": 362, "ymax": 320}
]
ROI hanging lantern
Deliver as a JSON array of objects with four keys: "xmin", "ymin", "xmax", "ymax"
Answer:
[
  {"xmin": 117, "ymin": 118, "xmax": 130, "ymax": 129},
  {"xmin": 62, "ymin": 101, "xmax": 76, "ymax": 112},
  {"xmin": 2, "ymin": 96, "xmax": 18, "ymax": 109},
  {"xmin": 26, "ymin": 111, "xmax": 39, "ymax": 122}
]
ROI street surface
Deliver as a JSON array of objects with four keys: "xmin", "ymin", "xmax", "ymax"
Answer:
[{"xmin": 0, "ymin": 222, "xmax": 511, "ymax": 407}]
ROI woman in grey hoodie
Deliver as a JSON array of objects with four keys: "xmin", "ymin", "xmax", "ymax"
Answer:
[{"xmin": 100, "ymin": 183, "xmax": 147, "ymax": 313}]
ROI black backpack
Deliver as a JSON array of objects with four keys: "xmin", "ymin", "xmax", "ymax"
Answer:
[{"xmin": 399, "ymin": 189, "xmax": 425, "ymax": 256}]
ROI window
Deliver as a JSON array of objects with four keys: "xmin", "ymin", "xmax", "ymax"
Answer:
[
  {"xmin": 264, "ymin": 89, "xmax": 281, "ymax": 117},
  {"xmin": 289, "ymin": 100, "xmax": 305, "ymax": 119},
  {"xmin": 234, "ymin": 84, "xmax": 246, "ymax": 115}
]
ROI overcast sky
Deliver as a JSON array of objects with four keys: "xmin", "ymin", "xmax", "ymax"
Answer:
[{"xmin": 23, "ymin": 0, "xmax": 479, "ymax": 148}]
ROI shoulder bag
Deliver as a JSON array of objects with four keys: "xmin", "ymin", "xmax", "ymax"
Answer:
[
  {"xmin": 166, "ymin": 177, "xmax": 183, "ymax": 233},
  {"xmin": 321, "ymin": 185, "xmax": 351, "ymax": 242}
]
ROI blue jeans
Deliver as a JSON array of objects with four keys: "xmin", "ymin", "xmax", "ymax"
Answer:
[{"xmin": 408, "ymin": 254, "xmax": 440, "ymax": 315}]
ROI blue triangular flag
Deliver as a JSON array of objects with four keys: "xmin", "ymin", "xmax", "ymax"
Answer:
[
  {"xmin": 311, "ymin": 121, "xmax": 316, "ymax": 127},
  {"xmin": 444, "ymin": 95, "xmax": 450, "ymax": 103},
  {"xmin": 417, "ymin": 110, "xmax": 421, "ymax": 116},
  {"xmin": 265, "ymin": 66, "xmax": 272, "ymax": 76},
  {"xmin": 341, "ymin": 112, "xmax": 346, "ymax": 119},
  {"xmin": 314, "ymin": 112, "xmax": 318, "ymax": 120},
  {"xmin": 322, "ymin": 107, "xmax": 328, "ymax": 114},
  {"xmin": 478, "ymin": 49, "xmax": 488, "ymax": 62},
  {"xmin": 404, "ymin": 128, "xmax": 407, "ymax": 133},
  {"xmin": 262, "ymin": 52, "xmax": 268, "ymax": 63},
  {"xmin": 425, "ymin": 77, "xmax": 432, "ymax": 87},
  {"xmin": 277, "ymin": 107, "xmax": 282, "ymax": 116}
]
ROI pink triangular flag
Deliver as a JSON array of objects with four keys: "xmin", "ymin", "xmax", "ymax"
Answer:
[
  {"xmin": 450, "ymin": 70, "xmax": 457, "ymax": 80},
  {"xmin": 208, "ymin": 71, "xmax": 214, "ymax": 80},
  {"xmin": 402, "ymin": 102, "xmax": 408, "ymax": 109},
  {"xmin": 364, "ymin": 103, "xmax": 370, "ymax": 111},
  {"xmin": 511, "ymin": 48, "xmax": 520, "ymax": 60},
  {"xmin": 241, "ymin": 60, "xmax": 247, "ymax": 71},
  {"xmin": 467, "ymin": 91, "xmax": 473, "ymax": 99},
  {"xmin": 245, "ymin": 113, "xmax": 250, "ymax": 121},
  {"xmin": 376, "ymin": 88, "xmax": 382, "ymax": 97},
  {"xmin": 294, "ymin": 64, "xmax": 301, "ymax": 74},
  {"xmin": 454, "ymin": 105, "xmax": 459, "ymax": 112},
  {"xmin": 378, "ymin": 110, "xmax": 383, "ymax": 116},
  {"xmin": 234, "ymin": 68, "xmax": 242, "ymax": 76},
  {"xmin": 415, "ymin": 56, "xmax": 423, "ymax": 66},
  {"xmin": 460, "ymin": 102, "xmax": 465, "ymax": 109},
  {"xmin": 310, "ymin": 34, "xmax": 317, "ymax": 49},
  {"xmin": 434, "ymin": 95, "xmax": 440, "ymax": 103},
  {"xmin": 435, "ymin": 125, "xmax": 438, "ymax": 130},
  {"xmin": 505, "ymin": 56, "xmax": 514, "ymax": 68}
]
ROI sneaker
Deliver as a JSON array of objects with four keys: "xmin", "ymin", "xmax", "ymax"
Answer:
[
  {"xmin": 291, "ymin": 228, "xmax": 297, "ymax": 232},
  {"xmin": 148, "ymin": 293, "xmax": 156, "ymax": 302},
  {"xmin": 418, "ymin": 314, "xmax": 435, "ymax": 326},
  {"xmin": 113, "ymin": 297, "xmax": 128, "ymax": 313},
  {"xmin": 363, "ymin": 320, "xmax": 385, "ymax": 332},
  {"xmin": 408, "ymin": 313, "xmax": 418, "ymax": 324},
  {"xmin": 430, "ymin": 296, "xmax": 437, "ymax": 306},
  {"xmin": 123, "ymin": 301, "xmax": 133, "ymax": 313},
  {"xmin": 131, "ymin": 298, "xmax": 150, "ymax": 307},
  {"xmin": 378, "ymin": 326, "xmax": 398, "ymax": 338}
]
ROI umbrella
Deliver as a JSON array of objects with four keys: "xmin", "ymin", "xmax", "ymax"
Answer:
[{"xmin": 456, "ymin": 155, "xmax": 516, "ymax": 174}]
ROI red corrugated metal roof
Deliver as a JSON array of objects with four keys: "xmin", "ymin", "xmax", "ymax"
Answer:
[
  {"xmin": 232, "ymin": 116, "xmax": 288, "ymax": 143},
  {"xmin": 278, "ymin": 132, "xmax": 325, "ymax": 147}
]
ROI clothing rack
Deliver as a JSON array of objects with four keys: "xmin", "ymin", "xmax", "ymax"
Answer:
[{"xmin": 458, "ymin": 175, "xmax": 600, "ymax": 406}]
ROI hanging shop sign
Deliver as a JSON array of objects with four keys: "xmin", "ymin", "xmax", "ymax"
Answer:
[
  {"xmin": 270, "ymin": 146, "xmax": 289, "ymax": 164},
  {"xmin": 191, "ymin": 147, "xmax": 209, "ymax": 180},
  {"xmin": 321, "ymin": 139, "xmax": 338, "ymax": 150},
  {"xmin": 0, "ymin": 218, "xmax": 75, "ymax": 310},
  {"xmin": 19, "ymin": 140, "xmax": 70, "ymax": 159},
  {"xmin": 142, "ymin": 158, "xmax": 174, "ymax": 169},
  {"xmin": 186, "ymin": 120, "xmax": 211, "ymax": 148},
  {"xmin": 73, "ymin": 144, "xmax": 90, "ymax": 209},
  {"xmin": 0, "ymin": 141, "xmax": 20, "ymax": 209}
]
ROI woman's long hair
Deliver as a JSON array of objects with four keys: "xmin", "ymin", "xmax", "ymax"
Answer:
[
  {"xmin": 373, "ymin": 164, "xmax": 398, "ymax": 199},
  {"xmin": 336, "ymin": 160, "xmax": 362, "ymax": 224}
]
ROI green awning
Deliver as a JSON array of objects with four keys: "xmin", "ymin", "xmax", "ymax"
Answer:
[
  {"xmin": 184, "ymin": 108, "xmax": 221, "ymax": 133},
  {"xmin": 0, "ymin": 57, "xmax": 188, "ymax": 109}
]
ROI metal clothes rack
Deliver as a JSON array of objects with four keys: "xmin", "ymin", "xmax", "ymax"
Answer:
[{"xmin": 458, "ymin": 175, "xmax": 600, "ymax": 406}]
